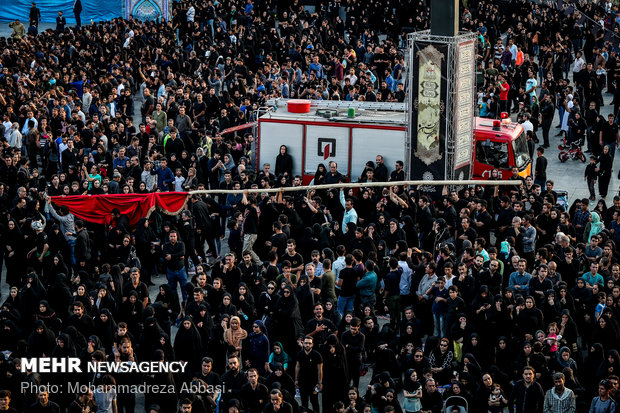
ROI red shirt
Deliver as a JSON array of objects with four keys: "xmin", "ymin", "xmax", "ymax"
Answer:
[{"xmin": 499, "ymin": 82, "xmax": 509, "ymax": 101}]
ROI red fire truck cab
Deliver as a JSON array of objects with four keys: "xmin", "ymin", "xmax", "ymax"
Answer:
[{"xmin": 472, "ymin": 116, "xmax": 532, "ymax": 180}]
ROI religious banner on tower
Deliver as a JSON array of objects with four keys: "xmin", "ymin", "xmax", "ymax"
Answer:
[
  {"xmin": 408, "ymin": 31, "xmax": 477, "ymax": 189},
  {"xmin": 454, "ymin": 39, "xmax": 476, "ymax": 181},
  {"xmin": 410, "ymin": 41, "xmax": 448, "ymax": 192}
]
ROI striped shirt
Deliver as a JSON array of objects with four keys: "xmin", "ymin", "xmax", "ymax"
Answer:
[{"xmin": 543, "ymin": 387, "xmax": 576, "ymax": 413}]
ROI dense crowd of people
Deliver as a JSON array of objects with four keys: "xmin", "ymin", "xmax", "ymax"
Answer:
[{"xmin": 0, "ymin": 0, "xmax": 620, "ymax": 412}]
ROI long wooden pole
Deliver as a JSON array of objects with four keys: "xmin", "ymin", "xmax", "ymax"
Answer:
[{"xmin": 188, "ymin": 180, "xmax": 516, "ymax": 195}]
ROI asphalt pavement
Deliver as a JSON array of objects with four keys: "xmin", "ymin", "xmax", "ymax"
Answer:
[{"xmin": 534, "ymin": 97, "xmax": 620, "ymax": 204}]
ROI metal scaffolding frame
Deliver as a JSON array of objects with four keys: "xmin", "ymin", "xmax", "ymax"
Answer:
[{"xmin": 406, "ymin": 31, "xmax": 478, "ymax": 181}]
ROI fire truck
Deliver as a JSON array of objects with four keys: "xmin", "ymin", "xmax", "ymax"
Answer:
[
  {"xmin": 246, "ymin": 100, "xmax": 530, "ymax": 183},
  {"xmin": 254, "ymin": 99, "xmax": 408, "ymax": 184},
  {"xmin": 471, "ymin": 115, "xmax": 532, "ymax": 180}
]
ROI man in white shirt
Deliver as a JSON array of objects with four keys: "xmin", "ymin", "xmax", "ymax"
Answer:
[
  {"xmin": 525, "ymin": 70, "xmax": 538, "ymax": 105},
  {"xmin": 2, "ymin": 114, "xmax": 12, "ymax": 140},
  {"xmin": 123, "ymin": 33, "xmax": 131, "ymax": 48},
  {"xmin": 117, "ymin": 81, "xmax": 125, "ymax": 98},
  {"xmin": 75, "ymin": 103, "xmax": 86, "ymax": 123},
  {"xmin": 56, "ymin": 135, "xmax": 68, "ymax": 165},
  {"xmin": 21, "ymin": 110, "xmax": 37, "ymax": 135},
  {"xmin": 521, "ymin": 113, "xmax": 534, "ymax": 135},
  {"xmin": 573, "ymin": 51, "xmax": 585, "ymax": 84},
  {"xmin": 332, "ymin": 245, "xmax": 346, "ymax": 291},
  {"xmin": 107, "ymin": 94, "xmax": 116, "ymax": 118},
  {"xmin": 398, "ymin": 252, "xmax": 413, "ymax": 308},
  {"xmin": 187, "ymin": 5, "xmax": 195, "ymax": 22},
  {"xmin": 95, "ymin": 129, "xmax": 108, "ymax": 151},
  {"xmin": 508, "ymin": 38, "xmax": 518, "ymax": 66},
  {"xmin": 8, "ymin": 123, "xmax": 22, "ymax": 149},
  {"xmin": 344, "ymin": 67, "xmax": 358, "ymax": 86},
  {"xmin": 82, "ymin": 85, "xmax": 92, "ymax": 110}
]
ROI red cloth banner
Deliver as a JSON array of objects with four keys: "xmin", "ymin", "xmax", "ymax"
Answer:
[{"xmin": 50, "ymin": 192, "xmax": 189, "ymax": 227}]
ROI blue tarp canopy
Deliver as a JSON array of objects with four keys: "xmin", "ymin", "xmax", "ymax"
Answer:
[{"xmin": 0, "ymin": 0, "xmax": 122, "ymax": 24}]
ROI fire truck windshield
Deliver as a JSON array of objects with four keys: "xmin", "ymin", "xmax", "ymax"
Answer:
[{"xmin": 512, "ymin": 131, "xmax": 530, "ymax": 170}]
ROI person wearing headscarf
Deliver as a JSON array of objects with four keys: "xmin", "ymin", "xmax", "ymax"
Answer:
[
  {"xmin": 399, "ymin": 322, "xmax": 418, "ymax": 350},
  {"xmin": 71, "ymin": 283, "xmax": 94, "ymax": 317},
  {"xmin": 52, "ymin": 332, "xmax": 78, "ymax": 358},
  {"xmin": 516, "ymin": 296, "xmax": 544, "ymax": 338},
  {"xmin": 133, "ymin": 217, "xmax": 159, "ymax": 286},
  {"xmin": 107, "ymin": 265, "xmax": 125, "ymax": 306},
  {"xmin": 493, "ymin": 336, "xmax": 514, "ymax": 375},
  {"xmin": 27, "ymin": 199, "xmax": 46, "ymax": 231},
  {"xmin": 144, "ymin": 348, "xmax": 179, "ymax": 413},
  {"xmin": 28, "ymin": 220, "xmax": 52, "ymax": 275},
  {"xmin": 268, "ymin": 342, "xmax": 290, "ymax": 372},
  {"xmin": 1, "ymin": 296, "xmax": 22, "ymax": 324},
  {"xmin": 154, "ymin": 283, "xmax": 181, "ymax": 323},
  {"xmin": 402, "ymin": 369, "xmax": 423, "ymax": 413},
  {"xmin": 243, "ymin": 320, "xmax": 270, "ymax": 375},
  {"xmin": 553, "ymin": 346, "xmax": 578, "ymax": 374},
  {"xmin": 462, "ymin": 336, "xmax": 487, "ymax": 371},
  {"xmin": 471, "ymin": 285, "xmax": 494, "ymax": 332},
  {"xmin": 20, "ymin": 272, "xmax": 48, "ymax": 328},
  {"xmin": 592, "ymin": 314, "xmax": 618, "ymax": 354},
  {"xmin": 320, "ymin": 334, "xmax": 349, "ymax": 413},
  {"xmin": 324, "ymin": 298, "xmax": 342, "ymax": 327},
  {"xmin": 47, "ymin": 253, "xmax": 69, "ymax": 286},
  {"xmin": 63, "ymin": 325, "xmax": 88, "ymax": 354},
  {"xmin": 217, "ymin": 293, "xmax": 238, "ymax": 322},
  {"xmin": 264, "ymin": 363, "xmax": 296, "ymax": 395},
  {"xmin": 46, "ymin": 273, "xmax": 73, "ymax": 321},
  {"xmin": 596, "ymin": 349, "xmax": 620, "ymax": 381},
  {"xmin": 588, "ymin": 211, "xmax": 604, "ymax": 243},
  {"xmin": 93, "ymin": 283, "xmax": 117, "ymax": 314},
  {"xmin": 155, "ymin": 332, "xmax": 175, "ymax": 362},
  {"xmin": 52, "ymin": 332, "xmax": 80, "ymax": 407},
  {"xmin": 174, "ymin": 316, "xmax": 204, "ymax": 374},
  {"xmin": 46, "ymin": 223, "xmax": 68, "ymax": 264},
  {"xmin": 3, "ymin": 218, "xmax": 24, "ymax": 286},
  {"xmin": 462, "ymin": 353, "xmax": 483, "ymax": 384},
  {"xmin": 598, "ymin": 144, "xmax": 614, "ymax": 198},
  {"xmin": 275, "ymin": 145, "xmax": 293, "ymax": 177},
  {"xmin": 139, "ymin": 317, "xmax": 168, "ymax": 361},
  {"xmin": 487, "ymin": 295, "xmax": 512, "ymax": 339},
  {"xmin": 224, "ymin": 315, "xmax": 248, "ymax": 358},
  {"xmin": 295, "ymin": 275, "xmax": 315, "ymax": 324},
  {"xmin": 2, "ymin": 287, "xmax": 22, "ymax": 316},
  {"xmin": 193, "ymin": 302, "xmax": 214, "ymax": 350},
  {"xmin": 428, "ymin": 338, "xmax": 454, "ymax": 384},
  {"xmin": 312, "ymin": 163, "xmax": 327, "ymax": 186},
  {"xmin": 34, "ymin": 300, "xmax": 62, "ymax": 334},
  {"xmin": 0, "ymin": 319, "xmax": 23, "ymax": 352},
  {"xmin": 118, "ymin": 290, "xmax": 144, "ymax": 337},
  {"xmin": 27, "ymin": 320, "xmax": 56, "ymax": 357},
  {"xmin": 584, "ymin": 343, "xmax": 605, "ymax": 395},
  {"xmin": 558, "ymin": 309, "xmax": 580, "ymax": 357},
  {"xmin": 220, "ymin": 153, "xmax": 236, "ymax": 182},
  {"xmin": 233, "ymin": 282, "xmax": 256, "ymax": 325},
  {"xmin": 94, "ymin": 308, "xmax": 117, "ymax": 353},
  {"xmin": 273, "ymin": 284, "xmax": 304, "ymax": 354}
]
